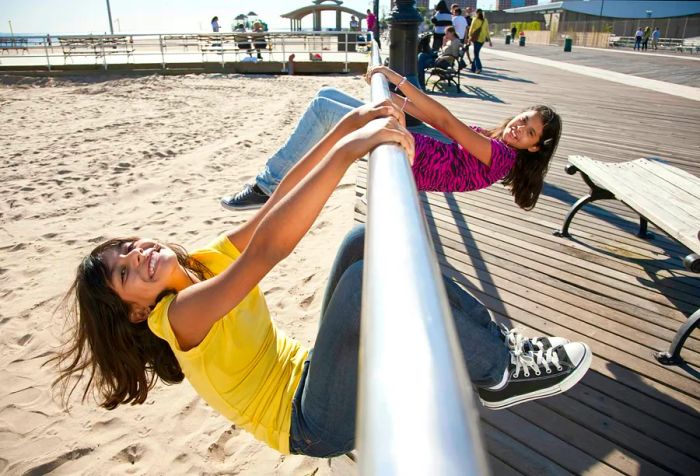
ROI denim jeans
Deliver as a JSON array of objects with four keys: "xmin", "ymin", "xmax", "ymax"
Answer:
[
  {"xmin": 255, "ymin": 87, "xmax": 365, "ymax": 195},
  {"xmin": 471, "ymin": 41, "xmax": 483, "ymax": 72},
  {"xmin": 417, "ymin": 51, "xmax": 437, "ymax": 90},
  {"xmin": 289, "ymin": 225, "xmax": 509, "ymax": 457}
]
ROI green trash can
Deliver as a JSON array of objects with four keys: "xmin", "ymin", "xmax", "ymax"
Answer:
[
  {"xmin": 564, "ymin": 37, "xmax": 573, "ymax": 52},
  {"xmin": 505, "ymin": 34, "xmax": 511, "ymax": 45},
  {"xmin": 519, "ymin": 35, "xmax": 525, "ymax": 47}
]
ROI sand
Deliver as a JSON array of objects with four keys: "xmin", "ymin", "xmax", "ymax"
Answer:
[{"xmin": 0, "ymin": 73, "xmax": 367, "ymax": 475}]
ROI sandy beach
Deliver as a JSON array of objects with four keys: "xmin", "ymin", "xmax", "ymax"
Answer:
[{"xmin": 0, "ymin": 73, "xmax": 367, "ymax": 475}]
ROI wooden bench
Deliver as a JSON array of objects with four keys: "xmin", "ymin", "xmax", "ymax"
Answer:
[
  {"xmin": 553, "ymin": 156, "xmax": 700, "ymax": 366},
  {"xmin": 0, "ymin": 37, "xmax": 29, "ymax": 54},
  {"xmin": 59, "ymin": 35, "xmax": 134, "ymax": 61},
  {"xmin": 161, "ymin": 34, "xmax": 201, "ymax": 51},
  {"xmin": 425, "ymin": 46, "xmax": 469, "ymax": 93}
]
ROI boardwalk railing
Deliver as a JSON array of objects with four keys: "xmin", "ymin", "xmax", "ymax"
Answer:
[
  {"xmin": 356, "ymin": 41, "xmax": 489, "ymax": 475},
  {"xmin": 0, "ymin": 31, "xmax": 370, "ymax": 72}
]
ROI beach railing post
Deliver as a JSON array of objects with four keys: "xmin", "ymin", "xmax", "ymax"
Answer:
[
  {"xmin": 356, "ymin": 40, "xmax": 490, "ymax": 476},
  {"xmin": 344, "ymin": 32, "xmax": 349, "ymax": 73},
  {"xmin": 159, "ymin": 34, "xmax": 165, "ymax": 70},
  {"xmin": 281, "ymin": 35, "xmax": 287, "ymax": 73},
  {"xmin": 101, "ymin": 36, "xmax": 107, "ymax": 70},
  {"xmin": 43, "ymin": 37, "xmax": 51, "ymax": 73}
]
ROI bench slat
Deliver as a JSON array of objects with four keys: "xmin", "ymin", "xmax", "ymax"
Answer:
[
  {"xmin": 626, "ymin": 163, "xmax": 700, "ymax": 221},
  {"xmin": 614, "ymin": 161, "xmax": 700, "ymax": 224},
  {"xmin": 569, "ymin": 156, "xmax": 700, "ymax": 254},
  {"xmin": 636, "ymin": 159, "xmax": 700, "ymax": 201}
]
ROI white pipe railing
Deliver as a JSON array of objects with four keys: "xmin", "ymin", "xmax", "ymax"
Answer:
[
  {"xmin": 356, "ymin": 41, "xmax": 490, "ymax": 475},
  {"xmin": 0, "ymin": 31, "xmax": 371, "ymax": 72}
]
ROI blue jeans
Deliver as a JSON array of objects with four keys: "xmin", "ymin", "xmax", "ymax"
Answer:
[
  {"xmin": 417, "ymin": 51, "xmax": 437, "ymax": 90},
  {"xmin": 289, "ymin": 225, "xmax": 509, "ymax": 457},
  {"xmin": 471, "ymin": 41, "xmax": 483, "ymax": 72},
  {"xmin": 256, "ymin": 87, "xmax": 365, "ymax": 195}
]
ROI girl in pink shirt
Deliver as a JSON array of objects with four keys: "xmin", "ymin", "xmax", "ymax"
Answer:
[
  {"xmin": 222, "ymin": 67, "xmax": 562, "ymax": 212},
  {"xmin": 372, "ymin": 65, "xmax": 562, "ymax": 210}
]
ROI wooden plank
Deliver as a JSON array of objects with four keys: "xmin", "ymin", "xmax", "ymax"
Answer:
[
  {"xmin": 479, "ymin": 406, "xmax": 625, "ymax": 475},
  {"xmin": 612, "ymin": 161, "xmax": 700, "ymax": 228},
  {"xmin": 540, "ymin": 393, "xmax": 700, "ymax": 475},
  {"xmin": 481, "ymin": 422, "xmax": 575, "ymax": 476},
  {"xmin": 637, "ymin": 158, "xmax": 700, "ymax": 201},
  {"xmin": 565, "ymin": 382, "xmax": 700, "ymax": 458}
]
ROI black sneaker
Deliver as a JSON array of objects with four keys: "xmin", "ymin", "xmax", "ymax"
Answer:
[
  {"xmin": 221, "ymin": 184, "xmax": 269, "ymax": 211},
  {"xmin": 478, "ymin": 341, "xmax": 592, "ymax": 410},
  {"xmin": 501, "ymin": 325, "xmax": 569, "ymax": 353}
]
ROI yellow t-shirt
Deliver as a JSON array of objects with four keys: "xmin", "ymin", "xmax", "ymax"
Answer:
[{"xmin": 147, "ymin": 234, "xmax": 309, "ymax": 454}]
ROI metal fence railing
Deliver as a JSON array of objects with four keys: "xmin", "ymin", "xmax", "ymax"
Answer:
[
  {"xmin": 356, "ymin": 40, "xmax": 490, "ymax": 475},
  {"xmin": 0, "ymin": 31, "xmax": 372, "ymax": 72}
]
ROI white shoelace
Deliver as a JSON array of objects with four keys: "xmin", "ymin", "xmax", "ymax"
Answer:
[{"xmin": 502, "ymin": 325, "xmax": 563, "ymax": 378}]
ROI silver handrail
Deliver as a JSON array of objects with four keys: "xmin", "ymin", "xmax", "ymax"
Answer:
[{"xmin": 356, "ymin": 41, "xmax": 490, "ymax": 475}]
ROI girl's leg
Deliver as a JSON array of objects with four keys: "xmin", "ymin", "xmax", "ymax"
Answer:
[
  {"xmin": 290, "ymin": 226, "xmax": 509, "ymax": 456},
  {"xmin": 472, "ymin": 41, "xmax": 483, "ymax": 72},
  {"xmin": 255, "ymin": 88, "xmax": 366, "ymax": 195},
  {"xmin": 290, "ymin": 226, "xmax": 365, "ymax": 457},
  {"xmin": 417, "ymin": 52, "xmax": 435, "ymax": 90},
  {"xmin": 442, "ymin": 277, "xmax": 510, "ymax": 387}
]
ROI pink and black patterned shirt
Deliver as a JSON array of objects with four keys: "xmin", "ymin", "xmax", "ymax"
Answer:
[{"xmin": 411, "ymin": 127, "xmax": 516, "ymax": 192}]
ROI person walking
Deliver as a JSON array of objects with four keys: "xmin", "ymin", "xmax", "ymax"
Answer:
[
  {"xmin": 450, "ymin": 4, "xmax": 468, "ymax": 42},
  {"xmin": 642, "ymin": 26, "xmax": 651, "ymax": 51},
  {"xmin": 211, "ymin": 16, "xmax": 220, "ymax": 33},
  {"xmin": 634, "ymin": 27, "xmax": 643, "ymax": 50},
  {"xmin": 468, "ymin": 9, "xmax": 489, "ymax": 73},
  {"xmin": 431, "ymin": 1, "xmax": 453, "ymax": 51},
  {"xmin": 651, "ymin": 27, "xmax": 661, "ymax": 50},
  {"xmin": 366, "ymin": 8, "xmax": 377, "ymax": 44}
]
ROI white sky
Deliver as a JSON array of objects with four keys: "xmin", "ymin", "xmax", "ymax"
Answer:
[{"xmin": 0, "ymin": 0, "xmax": 503, "ymax": 35}]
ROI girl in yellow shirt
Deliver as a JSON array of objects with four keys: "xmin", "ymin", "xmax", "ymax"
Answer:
[{"xmin": 52, "ymin": 99, "xmax": 590, "ymax": 457}]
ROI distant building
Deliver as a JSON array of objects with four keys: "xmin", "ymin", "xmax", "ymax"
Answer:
[
  {"xmin": 496, "ymin": 0, "xmax": 538, "ymax": 10},
  {"xmin": 497, "ymin": 1, "xmax": 700, "ymax": 38}
]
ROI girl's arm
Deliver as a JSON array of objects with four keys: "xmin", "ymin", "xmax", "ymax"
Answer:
[
  {"xmin": 226, "ymin": 100, "xmax": 399, "ymax": 252},
  {"xmin": 370, "ymin": 65, "xmax": 494, "ymax": 166},
  {"xmin": 169, "ymin": 114, "xmax": 414, "ymax": 351}
]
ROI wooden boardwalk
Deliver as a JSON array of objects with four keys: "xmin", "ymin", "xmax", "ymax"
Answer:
[{"xmin": 355, "ymin": 50, "xmax": 700, "ymax": 475}]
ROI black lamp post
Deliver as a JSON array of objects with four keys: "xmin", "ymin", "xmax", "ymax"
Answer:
[{"xmin": 388, "ymin": 0, "xmax": 422, "ymax": 90}]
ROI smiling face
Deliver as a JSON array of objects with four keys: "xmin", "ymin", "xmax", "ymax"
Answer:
[
  {"xmin": 502, "ymin": 111, "xmax": 545, "ymax": 152},
  {"xmin": 101, "ymin": 238, "xmax": 191, "ymax": 318}
]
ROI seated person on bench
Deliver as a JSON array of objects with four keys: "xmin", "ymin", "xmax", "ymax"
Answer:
[
  {"xmin": 417, "ymin": 26, "xmax": 461, "ymax": 91},
  {"xmin": 252, "ymin": 21, "xmax": 267, "ymax": 60}
]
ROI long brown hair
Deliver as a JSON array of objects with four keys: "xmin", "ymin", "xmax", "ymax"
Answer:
[
  {"xmin": 49, "ymin": 239, "xmax": 210, "ymax": 410},
  {"xmin": 489, "ymin": 105, "xmax": 562, "ymax": 210}
]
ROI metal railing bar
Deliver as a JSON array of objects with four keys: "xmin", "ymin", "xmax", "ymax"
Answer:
[{"xmin": 356, "ymin": 40, "xmax": 490, "ymax": 475}]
